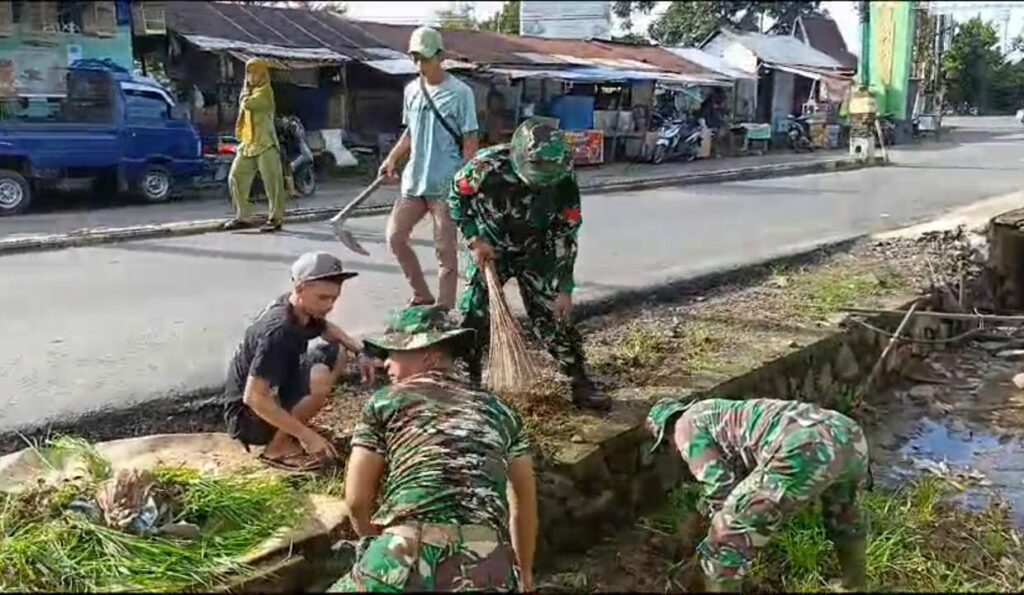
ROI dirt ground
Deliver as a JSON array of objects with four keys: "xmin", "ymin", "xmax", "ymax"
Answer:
[{"xmin": 313, "ymin": 231, "xmax": 978, "ymax": 459}]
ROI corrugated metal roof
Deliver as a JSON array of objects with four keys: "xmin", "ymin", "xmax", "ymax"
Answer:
[
  {"xmin": 794, "ymin": 16, "xmax": 859, "ymax": 70},
  {"xmin": 348, "ymin": 20, "xmax": 722, "ymax": 80},
  {"xmin": 182, "ymin": 34, "xmax": 349, "ymax": 63},
  {"xmin": 165, "ymin": 1, "xmax": 396, "ymax": 62},
  {"xmin": 666, "ymin": 47, "xmax": 757, "ymax": 80},
  {"xmin": 719, "ymin": 29, "xmax": 848, "ymax": 72}
]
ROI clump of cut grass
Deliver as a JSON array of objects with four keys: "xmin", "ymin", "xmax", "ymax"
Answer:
[
  {"xmin": 0, "ymin": 438, "xmax": 308, "ymax": 592},
  {"xmin": 590, "ymin": 322, "xmax": 670, "ymax": 380}
]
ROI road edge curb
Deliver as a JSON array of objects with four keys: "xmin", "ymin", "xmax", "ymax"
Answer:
[{"xmin": 0, "ymin": 156, "xmax": 878, "ymax": 256}]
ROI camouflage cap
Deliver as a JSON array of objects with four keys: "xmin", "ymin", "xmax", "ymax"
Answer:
[
  {"xmin": 510, "ymin": 117, "xmax": 573, "ymax": 187},
  {"xmin": 646, "ymin": 396, "xmax": 697, "ymax": 453},
  {"xmin": 363, "ymin": 305, "xmax": 475, "ymax": 358}
]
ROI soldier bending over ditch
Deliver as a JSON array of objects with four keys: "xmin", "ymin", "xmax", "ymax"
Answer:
[{"xmin": 646, "ymin": 396, "xmax": 870, "ymax": 592}]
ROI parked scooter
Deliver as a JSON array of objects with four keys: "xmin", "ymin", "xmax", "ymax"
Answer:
[
  {"xmin": 277, "ymin": 115, "xmax": 316, "ymax": 197},
  {"xmin": 218, "ymin": 115, "xmax": 316, "ymax": 202},
  {"xmin": 652, "ymin": 114, "xmax": 706, "ymax": 164},
  {"xmin": 786, "ymin": 113, "xmax": 813, "ymax": 153}
]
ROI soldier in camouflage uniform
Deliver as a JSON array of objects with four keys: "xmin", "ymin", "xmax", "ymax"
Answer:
[
  {"xmin": 448, "ymin": 117, "xmax": 606, "ymax": 409},
  {"xmin": 330, "ymin": 305, "xmax": 538, "ymax": 592},
  {"xmin": 646, "ymin": 396, "xmax": 870, "ymax": 593}
]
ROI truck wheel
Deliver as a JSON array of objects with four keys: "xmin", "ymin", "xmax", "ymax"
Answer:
[
  {"xmin": 137, "ymin": 165, "xmax": 173, "ymax": 203},
  {"xmin": 0, "ymin": 170, "xmax": 31, "ymax": 216}
]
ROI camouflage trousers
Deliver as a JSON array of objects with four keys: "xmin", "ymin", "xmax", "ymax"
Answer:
[
  {"xmin": 329, "ymin": 522, "xmax": 519, "ymax": 592},
  {"xmin": 459, "ymin": 252, "xmax": 585, "ymax": 377},
  {"xmin": 698, "ymin": 413, "xmax": 870, "ymax": 588}
]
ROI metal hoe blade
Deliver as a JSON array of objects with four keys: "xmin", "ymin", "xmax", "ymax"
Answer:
[{"xmin": 329, "ymin": 176, "xmax": 385, "ymax": 256}]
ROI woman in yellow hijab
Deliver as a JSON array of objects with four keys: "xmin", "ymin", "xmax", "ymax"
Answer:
[{"xmin": 224, "ymin": 58, "xmax": 287, "ymax": 233}]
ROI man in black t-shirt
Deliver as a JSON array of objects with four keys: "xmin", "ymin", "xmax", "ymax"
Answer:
[{"xmin": 223, "ymin": 251, "xmax": 373, "ymax": 472}]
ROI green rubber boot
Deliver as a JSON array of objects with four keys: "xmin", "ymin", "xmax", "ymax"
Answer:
[{"xmin": 835, "ymin": 537, "xmax": 867, "ymax": 590}]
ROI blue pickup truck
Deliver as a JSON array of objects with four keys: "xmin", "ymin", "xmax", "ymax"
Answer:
[{"xmin": 0, "ymin": 62, "xmax": 204, "ymax": 216}]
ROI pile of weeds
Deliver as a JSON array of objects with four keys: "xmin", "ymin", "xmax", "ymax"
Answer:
[{"xmin": 0, "ymin": 437, "xmax": 307, "ymax": 592}]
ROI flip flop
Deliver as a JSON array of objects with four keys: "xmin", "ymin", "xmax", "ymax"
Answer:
[{"xmin": 258, "ymin": 452, "xmax": 325, "ymax": 473}]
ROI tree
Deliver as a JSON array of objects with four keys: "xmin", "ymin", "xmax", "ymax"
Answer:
[
  {"xmin": 942, "ymin": 18, "xmax": 1003, "ymax": 110},
  {"xmin": 480, "ymin": 1, "xmax": 520, "ymax": 35},
  {"xmin": 435, "ymin": 2, "xmax": 478, "ymax": 31},
  {"xmin": 611, "ymin": 1, "xmax": 823, "ymax": 47}
]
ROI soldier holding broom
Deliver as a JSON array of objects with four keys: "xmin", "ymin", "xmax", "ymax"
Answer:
[{"xmin": 448, "ymin": 117, "xmax": 607, "ymax": 410}]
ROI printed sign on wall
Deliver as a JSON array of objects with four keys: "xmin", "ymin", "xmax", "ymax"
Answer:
[{"xmin": 563, "ymin": 129, "xmax": 604, "ymax": 166}]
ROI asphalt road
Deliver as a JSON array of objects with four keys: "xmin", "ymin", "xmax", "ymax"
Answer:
[{"xmin": 2, "ymin": 117, "xmax": 1022, "ymax": 432}]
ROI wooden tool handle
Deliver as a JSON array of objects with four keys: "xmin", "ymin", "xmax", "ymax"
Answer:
[{"xmin": 330, "ymin": 176, "xmax": 384, "ymax": 223}]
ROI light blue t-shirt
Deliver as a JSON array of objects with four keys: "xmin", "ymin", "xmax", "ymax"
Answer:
[{"xmin": 401, "ymin": 74, "xmax": 479, "ymax": 199}]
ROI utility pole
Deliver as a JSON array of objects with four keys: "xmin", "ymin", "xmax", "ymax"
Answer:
[{"xmin": 859, "ymin": 0, "xmax": 871, "ymax": 87}]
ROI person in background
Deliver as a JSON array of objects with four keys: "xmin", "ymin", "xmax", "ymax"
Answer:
[
  {"xmin": 645, "ymin": 395, "xmax": 870, "ymax": 592},
  {"xmin": 222, "ymin": 252, "xmax": 374, "ymax": 473},
  {"xmin": 379, "ymin": 26, "xmax": 479, "ymax": 310},
  {"xmin": 224, "ymin": 58, "xmax": 287, "ymax": 233},
  {"xmin": 332, "ymin": 305, "xmax": 537, "ymax": 592}
]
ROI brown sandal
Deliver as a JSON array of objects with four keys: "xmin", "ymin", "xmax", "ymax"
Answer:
[{"xmin": 258, "ymin": 452, "xmax": 325, "ymax": 473}]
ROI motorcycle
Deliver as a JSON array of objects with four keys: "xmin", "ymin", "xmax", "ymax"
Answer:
[
  {"xmin": 786, "ymin": 114, "xmax": 814, "ymax": 153},
  {"xmin": 652, "ymin": 115, "xmax": 705, "ymax": 164},
  {"xmin": 219, "ymin": 116, "xmax": 316, "ymax": 202}
]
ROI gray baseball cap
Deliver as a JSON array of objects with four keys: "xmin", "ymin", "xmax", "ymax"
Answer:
[
  {"xmin": 409, "ymin": 26, "xmax": 444, "ymax": 59},
  {"xmin": 290, "ymin": 252, "xmax": 357, "ymax": 284}
]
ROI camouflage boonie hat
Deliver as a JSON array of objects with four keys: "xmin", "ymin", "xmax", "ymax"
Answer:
[
  {"xmin": 510, "ymin": 117, "xmax": 572, "ymax": 187},
  {"xmin": 363, "ymin": 305, "xmax": 475, "ymax": 358},
  {"xmin": 646, "ymin": 396, "xmax": 697, "ymax": 452}
]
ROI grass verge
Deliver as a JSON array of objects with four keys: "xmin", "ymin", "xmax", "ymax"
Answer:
[
  {"xmin": 751, "ymin": 476, "xmax": 1024, "ymax": 592},
  {"xmin": 0, "ymin": 437, "xmax": 308, "ymax": 592},
  {"xmin": 541, "ymin": 476, "xmax": 1024, "ymax": 593}
]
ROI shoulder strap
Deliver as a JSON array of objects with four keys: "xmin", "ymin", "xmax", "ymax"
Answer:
[{"xmin": 419, "ymin": 77, "xmax": 463, "ymax": 155}]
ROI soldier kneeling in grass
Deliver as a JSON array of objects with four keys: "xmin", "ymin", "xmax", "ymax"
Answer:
[
  {"xmin": 646, "ymin": 396, "xmax": 870, "ymax": 593},
  {"xmin": 332, "ymin": 305, "xmax": 538, "ymax": 592}
]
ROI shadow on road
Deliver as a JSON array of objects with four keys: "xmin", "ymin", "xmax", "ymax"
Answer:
[
  {"xmin": 96, "ymin": 241, "xmax": 409, "ymax": 275},
  {"xmin": 276, "ymin": 227, "xmax": 438, "ymax": 251}
]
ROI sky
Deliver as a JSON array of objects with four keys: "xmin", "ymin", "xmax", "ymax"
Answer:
[
  {"xmin": 342, "ymin": 1, "xmax": 1024, "ymax": 58},
  {"xmin": 343, "ymin": 1, "xmax": 863, "ymax": 52}
]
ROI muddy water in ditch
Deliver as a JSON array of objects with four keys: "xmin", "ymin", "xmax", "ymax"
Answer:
[{"xmin": 869, "ymin": 340, "xmax": 1024, "ymax": 526}]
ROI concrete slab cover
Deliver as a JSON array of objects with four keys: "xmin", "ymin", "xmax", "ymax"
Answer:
[
  {"xmin": 0, "ymin": 432, "xmax": 352, "ymax": 569},
  {"xmin": 0, "ymin": 432, "xmax": 258, "ymax": 492}
]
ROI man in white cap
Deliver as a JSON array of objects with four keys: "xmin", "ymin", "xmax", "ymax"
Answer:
[
  {"xmin": 221, "ymin": 252, "xmax": 374, "ymax": 472},
  {"xmin": 379, "ymin": 26, "xmax": 479, "ymax": 310}
]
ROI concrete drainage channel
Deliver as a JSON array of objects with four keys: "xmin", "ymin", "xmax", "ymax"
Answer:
[
  {"xmin": 17, "ymin": 216, "xmax": 1024, "ymax": 593},
  {"xmin": 210, "ymin": 292, "xmax": 961, "ymax": 592}
]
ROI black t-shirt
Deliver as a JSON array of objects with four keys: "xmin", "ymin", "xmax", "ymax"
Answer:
[{"xmin": 223, "ymin": 294, "xmax": 327, "ymax": 401}]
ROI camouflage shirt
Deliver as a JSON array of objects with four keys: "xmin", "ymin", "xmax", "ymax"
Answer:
[
  {"xmin": 673, "ymin": 398, "xmax": 848, "ymax": 515},
  {"xmin": 448, "ymin": 145, "xmax": 582, "ymax": 293},
  {"xmin": 351, "ymin": 371, "xmax": 531, "ymax": 533}
]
